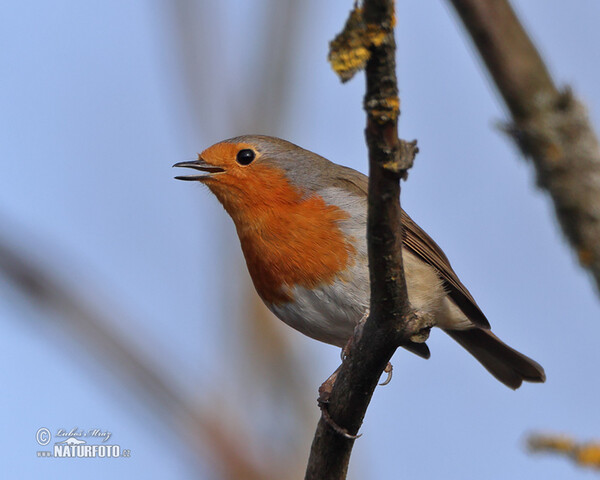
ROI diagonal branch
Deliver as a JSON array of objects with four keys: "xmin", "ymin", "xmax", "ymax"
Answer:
[
  {"xmin": 449, "ymin": 0, "xmax": 600, "ymax": 295},
  {"xmin": 0, "ymin": 226, "xmax": 282, "ymax": 480},
  {"xmin": 305, "ymin": 1, "xmax": 420, "ymax": 478}
]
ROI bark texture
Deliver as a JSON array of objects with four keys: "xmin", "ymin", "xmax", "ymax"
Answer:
[
  {"xmin": 305, "ymin": 1, "xmax": 419, "ymax": 478},
  {"xmin": 450, "ymin": 0, "xmax": 600, "ymax": 292}
]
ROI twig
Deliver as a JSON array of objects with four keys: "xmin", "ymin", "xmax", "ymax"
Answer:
[
  {"xmin": 449, "ymin": 0, "xmax": 600, "ymax": 294},
  {"xmin": 305, "ymin": 1, "xmax": 419, "ymax": 478}
]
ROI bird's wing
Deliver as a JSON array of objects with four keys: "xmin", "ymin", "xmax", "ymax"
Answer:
[
  {"xmin": 332, "ymin": 166, "xmax": 490, "ymax": 329},
  {"xmin": 400, "ymin": 210, "xmax": 489, "ymax": 328}
]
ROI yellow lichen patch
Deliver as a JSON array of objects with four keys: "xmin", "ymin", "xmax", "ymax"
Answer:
[
  {"xmin": 329, "ymin": 7, "xmax": 369, "ymax": 83},
  {"xmin": 365, "ymin": 24, "xmax": 386, "ymax": 47},
  {"xmin": 328, "ymin": 6, "xmax": 393, "ymax": 83},
  {"xmin": 329, "ymin": 46, "xmax": 371, "ymax": 83},
  {"xmin": 367, "ymin": 95, "xmax": 400, "ymax": 123},
  {"xmin": 385, "ymin": 95, "xmax": 400, "ymax": 111},
  {"xmin": 574, "ymin": 444, "xmax": 600, "ymax": 468},
  {"xmin": 528, "ymin": 433, "xmax": 600, "ymax": 470},
  {"xmin": 382, "ymin": 159, "xmax": 402, "ymax": 173}
]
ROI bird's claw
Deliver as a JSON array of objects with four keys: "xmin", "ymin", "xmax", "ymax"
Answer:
[
  {"xmin": 318, "ymin": 365, "xmax": 341, "ymax": 405},
  {"xmin": 318, "ymin": 401, "xmax": 362, "ymax": 440},
  {"xmin": 379, "ymin": 362, "xmax": 393, "ymax": 386}
]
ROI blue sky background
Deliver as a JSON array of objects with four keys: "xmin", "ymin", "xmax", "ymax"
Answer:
[{"xmin": 2, "ymin": 1, "xmax": 600, "ymax": 478}]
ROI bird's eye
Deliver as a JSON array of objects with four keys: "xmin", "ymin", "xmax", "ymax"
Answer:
[{"xmin": 236, "ymin": 149, "xmax": 255, "ymax": 166}]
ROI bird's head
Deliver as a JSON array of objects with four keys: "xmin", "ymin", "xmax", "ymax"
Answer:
[
  {"xmin": 173, "ymin": 135, "xmax": 340, "ymax": 218},
  {"xmin": 173, "ymin": 135, "xmax": 361, "ymax": 305}
]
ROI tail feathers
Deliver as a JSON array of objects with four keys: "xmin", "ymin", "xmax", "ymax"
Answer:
[{"xmin": 444, "ymin": 328, "xmax": 545, "ymax": 390}]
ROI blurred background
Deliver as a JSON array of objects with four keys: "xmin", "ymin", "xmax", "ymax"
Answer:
[{"xmin": 2, "ymin": 1, "xmax": 600, "ymax": 478}]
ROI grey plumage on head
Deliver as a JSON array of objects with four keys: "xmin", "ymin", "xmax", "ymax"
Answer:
[{"xmin": 223, "ymin": 135, "xmax": 365, "ymax": 196}]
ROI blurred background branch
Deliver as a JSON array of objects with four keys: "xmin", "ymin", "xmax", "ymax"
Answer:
[
  {"xmin": 449, "ymin": 0, "xmax": 600, "ymax": 295},
  {"xmin": 528, "ymin": 432, "xmax": 600, "ymax": 471},
  {"xmin": 0, "ymin": 217, "xmax": 293, "ymax": 480}
]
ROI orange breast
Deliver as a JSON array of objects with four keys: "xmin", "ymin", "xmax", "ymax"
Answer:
[{"xmin": 208, "ymin": 164, "xmax": 355, "ymax": 305}]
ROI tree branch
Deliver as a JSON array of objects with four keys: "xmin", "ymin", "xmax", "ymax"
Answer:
[
  {"xmin": 449, "ymin": 0, "xmax": 600, "ymax": 294},
  {"xmin": 305, "ymin": 1, "xmax": 419, "ymax": 478}
]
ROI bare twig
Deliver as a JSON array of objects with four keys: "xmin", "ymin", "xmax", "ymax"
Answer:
[
  {"xmin": 449, "ymin": 0, "xmax": 600, "ymax": 294},
  {"xmin": 305, "ymin": 2, "xmax": 419, "ymax": 478}
]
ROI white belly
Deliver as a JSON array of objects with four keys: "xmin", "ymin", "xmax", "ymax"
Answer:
[{"xmin": 266, "ymin": 250, "xmax": 472, "ymax": 347}]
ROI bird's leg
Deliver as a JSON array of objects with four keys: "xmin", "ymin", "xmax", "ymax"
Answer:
[
  {"xmin": 322, "ymin": 310, "xmax": 368, "ymax": 409},
  {"xmin": 316, "ymin": 308, "xmax": 375, "ymax": 439},
  {"xmin": 379, "ymin": 310, "xmax": 432, "ymax": 386},
  {"xmin": 343, "ymin": 308, "xmax": 394, "ymax": 387},
  {"xmin": 340, "ymin": 307, "xmax": 370, "ymax": 361},
  {"xmin": 318, "ymin": 310, "xmax": 369, "ymax": 439},
  {"xmin": 318, "ymin": 365, "xmax": 340, "ymax": 405}
]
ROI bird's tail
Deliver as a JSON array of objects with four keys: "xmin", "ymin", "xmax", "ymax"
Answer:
[{"xmin": 444, "ymin": 328, "xmax": 545, "ymax": 389}]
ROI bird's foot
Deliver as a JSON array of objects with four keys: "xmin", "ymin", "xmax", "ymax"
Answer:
[
  {"xmin": 319, "ymin": 403, "xmax": 361, "ymax": 440},
  {"xmin": 379, "ymin": 362, "xmax": 393, "ymax": 386},
  {"xmin": 318, "ymin": 366, "xmax": 340, "ymax": 405}
]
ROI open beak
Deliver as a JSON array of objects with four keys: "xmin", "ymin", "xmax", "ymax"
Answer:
[{"xmin": 172, "ymin": 158, "xmax": 225, "ymax": 181}]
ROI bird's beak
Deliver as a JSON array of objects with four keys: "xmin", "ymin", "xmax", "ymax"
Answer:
[{"xmin": 172, "ymin": 158, "xmax": 225, "ymax": 181}]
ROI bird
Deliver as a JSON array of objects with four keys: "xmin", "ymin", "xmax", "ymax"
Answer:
[{"xmin": 174, "ymin": 135, "xmax": 545, "ymax": 389}]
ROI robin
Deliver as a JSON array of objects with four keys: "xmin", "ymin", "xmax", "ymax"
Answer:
[{"xmin": 174, "ymin": 135, "xmax": 545, "ymax": 389}]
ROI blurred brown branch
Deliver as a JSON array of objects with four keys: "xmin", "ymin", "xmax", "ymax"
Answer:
[
  {"xmin": 528, "ymin": 432, "xmax": 600, "ymax": 470},
  {"xmin": 449, "ymin": 0, "xmax": 600, "ymax": 295},
  {"xmin": 0, "ymin": 222, "xmax": 285, "ymax": 480},
  {"xmin": 306, "ymin": 1, "xmax": 418, "ymax": 478}
]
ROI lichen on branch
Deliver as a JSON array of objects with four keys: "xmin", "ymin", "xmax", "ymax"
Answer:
[
  {"xmin": 528, "ymin": 433, "xmax": 600, "ymax": 470},
  {"xmin": 328, "ymin": 5, "xmax": 395, "ymax": 83}
]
